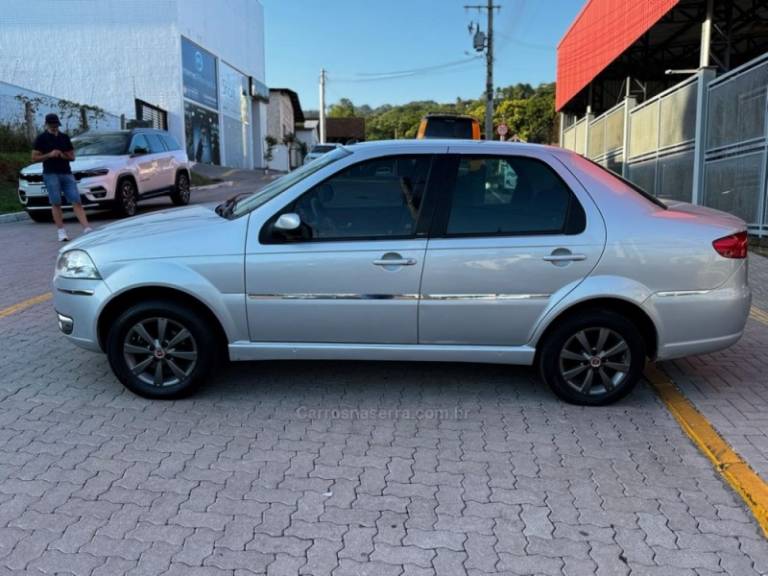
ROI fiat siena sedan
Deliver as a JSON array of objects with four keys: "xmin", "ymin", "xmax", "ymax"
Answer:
[{"xmin": 53, "ymin": 140, "xmax": 751, "ymax": 405}]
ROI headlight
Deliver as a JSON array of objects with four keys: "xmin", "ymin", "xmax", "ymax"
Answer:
[
  {"xmin": 56, "ymin": 250, "xmax": 101, "ymax": 279},
  {"xmin": 75, "ymin": 168, "xmax": 109, "ymax": 178}
]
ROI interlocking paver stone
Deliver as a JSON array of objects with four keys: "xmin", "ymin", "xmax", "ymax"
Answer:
[{"xmin": 1, "ymin": 216, "xmax": 768, "ymax": 575}]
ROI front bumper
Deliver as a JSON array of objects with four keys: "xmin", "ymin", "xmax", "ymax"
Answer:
[
  {"xmin": 53, "ymin": 276, "xmax": 112, "ymax": 352},
  {"xmin": 19, "ymin": 176, "xmax": 111, "ymax": 211}
]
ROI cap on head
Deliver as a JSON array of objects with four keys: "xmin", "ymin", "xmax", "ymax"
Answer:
[{"xmin": 45, "ymin": 113, "xmax": 61, "ymax": 126}]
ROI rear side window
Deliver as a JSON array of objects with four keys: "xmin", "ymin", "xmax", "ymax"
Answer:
[
  {"xmin": 160, "ymin": 134, "xmax": 182, "ymax": 151},
  {"xmin": 424, "ymin": 118, "xmax": 474, "ymax": 139},
  {"xmin": 445, "ymin": 156, "xmax": 585, "ymax": 236},
  {"xmin": 145, "ymin": 134, "xmax": 166, "ymax": 153}
]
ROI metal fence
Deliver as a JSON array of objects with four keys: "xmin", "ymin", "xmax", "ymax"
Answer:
[
  {"xmin": 561, "ymin": 53, "xmax": 768, "ymax": 237},
  {"xmin": 702, "ymin": 53, "xmax": 768, "ymax": 234}
]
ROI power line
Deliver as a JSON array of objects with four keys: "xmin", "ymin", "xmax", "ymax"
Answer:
[{"xmin": 330, "ymin": 56, "xmax": 484, "ymax": 83}]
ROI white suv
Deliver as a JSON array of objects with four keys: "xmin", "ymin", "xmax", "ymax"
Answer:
[{"xmin": 18, "ymin": 129, "xmax": 192, "ymax": 222}]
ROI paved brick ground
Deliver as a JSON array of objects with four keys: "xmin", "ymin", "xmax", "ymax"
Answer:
[{"xmin": 0, "ymin": 195, "xmax": 767, "ymax": 574}]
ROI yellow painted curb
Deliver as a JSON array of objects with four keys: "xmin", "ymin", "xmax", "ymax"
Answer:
[
  {"xmin": 646, "ymin": 364, "xmax": 768, "ymax": 538},
  {"xmin": 751, "ymin": 306, "xmax": 768, "ymax": 326},
  {"xmin": 0, "ymin": 292, "xmax": 53, "ymax": 319}
]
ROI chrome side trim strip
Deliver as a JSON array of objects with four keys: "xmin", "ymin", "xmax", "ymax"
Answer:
[
  {"xmin": 656, "ymin": 290, "xmax": 711, "ymax": 298},
  {"xmin": 248, "ymin": 293, "xmax": 550, "ymax": 301},
  {"xmin": 248, "ymin": 293, "xmax": 419, "ymax": 301},
  {"xmin": 422, "ymin": 293, "xmax": 551, "ymax": 301},
  {"xmin": 57, "ymin": 288, "xmax": 95, "ymax": 296}
]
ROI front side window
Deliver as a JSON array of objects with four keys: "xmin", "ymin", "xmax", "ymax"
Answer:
[
  {"xmin": 445, "ymin": 156, "xmax": 582, "ymax": 236},
  {"xmin": 161, "ymin": 134, "xmax": 182, "ymax": 150},
  {"xmin": 271, "ymin": 155, "xmax": 432, "ymax": 242}
]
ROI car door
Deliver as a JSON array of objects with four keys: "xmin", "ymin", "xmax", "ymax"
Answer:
[
  {"xmin": 127, "ymin": 134, "xmax": 157, "ymax": 193},
  {"xmin": 418, "ymin": 150, "xmax": 606, "ymax": 346},
  {"xmin": 245, "ymin": 154, "xmax": 438, "ymax": 344},
  {"xmin": 146, "ymin": 133, "xmax": 174, "ymax": 189}
]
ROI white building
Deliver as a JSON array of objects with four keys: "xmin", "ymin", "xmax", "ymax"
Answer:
[{"xmin": 0, "ymin": 0, "xmax": 269, "ymax": 169}]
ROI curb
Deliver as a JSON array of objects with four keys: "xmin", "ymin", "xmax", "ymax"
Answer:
[{"xmin": 0, "ymin": 211, "xmax": 29, "ymax": 224}]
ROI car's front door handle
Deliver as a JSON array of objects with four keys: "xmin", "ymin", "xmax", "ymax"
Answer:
[
  {"xmin": 373, "ymin": 258, "xmax": 417, "ymax": 266},
  {"xmin": 542, "ymin": 254, "xmax": 587, "ymax": 262}
]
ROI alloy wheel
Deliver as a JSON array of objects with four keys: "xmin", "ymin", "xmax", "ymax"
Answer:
[
  {"xmin": 558, "ymin": 327, "xmax": 631, "ymax": 396},
  {"xmin": 121, "ymin": 181, "xmax": 137, "ymax": 216},
  {"xmin": 177, "ymin": 174, "xmax": 190, "ymax": 202},
  {"xmin": 122, "ymin": 317, "xmax": 198, "ymax": 387}
]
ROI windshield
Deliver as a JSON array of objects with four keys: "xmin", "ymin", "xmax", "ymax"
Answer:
[
  {"xmin": 424, "ymin": 118, "xmax": 474, "ymax": 139},
  {"xmin": 72, "ymin": 133, "xmax": 130, "ymax": 156},
  {"xmin": 231, "ymin": 147, "xmax": 352, "ymax": 217}
]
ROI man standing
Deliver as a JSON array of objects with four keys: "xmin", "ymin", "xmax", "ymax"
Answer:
[{"xmin": 32, "ymin": 114, "xmax": 92, "ymax": 241}]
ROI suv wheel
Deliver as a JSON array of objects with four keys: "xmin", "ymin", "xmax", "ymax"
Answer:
[
  {"xmin": 538, "ymin": 310, "xmax": 645, "ymax": 406},
  {"xmin": 171, "ymin": 172, "xmax": 191, "ymax": 206},
  {"xmin": 27, "ymin": 210, "xmax": 53, "ymax": 223},
  {"xmin": 106, "ymin": 300, "xmax": 217, "ymax": 399},
  {"xmin": 116, "ymin": 178, "xmax": 138, "ymax": 217}
]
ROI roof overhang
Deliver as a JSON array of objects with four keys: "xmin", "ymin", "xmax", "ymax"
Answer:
[{"xmin": 556, "ymin": 0, "xmax": 680, "ymax": 111}]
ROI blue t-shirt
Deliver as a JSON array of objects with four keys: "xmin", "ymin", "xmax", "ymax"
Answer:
[{"xmin": 33, "ymin": 131, "xmax": 74, "ymax": 174}]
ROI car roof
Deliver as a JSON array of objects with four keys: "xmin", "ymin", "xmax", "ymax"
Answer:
[
  {"xmin": 344, "ymin": 139, "xmax": 561, "ymax": 155},
  {"xmin": 73, "ymin": 128, "xmax": 169, "ymax": 137}
]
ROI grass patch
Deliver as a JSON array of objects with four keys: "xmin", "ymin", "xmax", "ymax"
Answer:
[
  {"xmin": 190, "ymin": 171, "xmax": 221, "ymax": 187},
  {"xmin": 0, "ymin": 151, "xmax": 30, "ymax": 214}
]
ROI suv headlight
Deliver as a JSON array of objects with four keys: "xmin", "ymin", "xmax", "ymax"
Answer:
[
  {"xmin": 75, "ymin": 168, "xmax": 109, "ymax": 179},
  {"xmin": 56, "ymin": 250, "xmax": 101, "ymax": 279}
]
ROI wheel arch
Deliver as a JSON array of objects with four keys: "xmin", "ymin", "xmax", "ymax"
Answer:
[
  {"xmin": 533, "ymin": 296, "xmax": 659, "ymax": 362},
  {"xmin": 97, "ymin": 286, "xmax": 229, "ymax": 355}
]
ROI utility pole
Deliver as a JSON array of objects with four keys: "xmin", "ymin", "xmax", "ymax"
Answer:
[
  {"xmin": 466, "ymin": 1, "xmax": 500, "ymax": 139},
  {"xmin": 319, "ymin": 68, "xmax": 327, "ymax": 143}
]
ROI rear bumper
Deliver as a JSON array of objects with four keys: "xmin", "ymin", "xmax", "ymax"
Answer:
[{"xmin": 650, "ymin": 263, "xmax": 751, "ymax": 360}]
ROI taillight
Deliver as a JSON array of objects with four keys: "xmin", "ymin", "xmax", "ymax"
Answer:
[{"xmin": 712, "ymin": 231, "xmax": 749, "ymax": 259}]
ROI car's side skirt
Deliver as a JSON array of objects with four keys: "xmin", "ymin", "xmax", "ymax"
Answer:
[{"xmin": 228, "ymin": 341, "xmax": 536, "ymax": 365}]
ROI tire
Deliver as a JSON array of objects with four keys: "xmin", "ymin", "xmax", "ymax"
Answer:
[
  {"xmin": 171, "ymin": 171, "xmax": 191, "ymax": 206},
  {"xmin": 27, "ymin": 210, "xmax": 53, "ymax": 223},
  {"xmin": 115, "ymin": 178, "xmax": 138, "ymax": 218},
  {"xmin": 106, "ymin": 300, "xmax": 218, "ymax": 399},
  {"xmin": 538, "ymin": 309, "xmax": 645, "ymax": 406}
]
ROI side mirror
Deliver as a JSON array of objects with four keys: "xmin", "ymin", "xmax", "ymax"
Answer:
[
  {"xmin": 274, "ymin": 212, "xmax": 301, "ymax": 232},
  {"xmin": 131, "ymin": 147, "xmax": 149, "ymax": 157}
]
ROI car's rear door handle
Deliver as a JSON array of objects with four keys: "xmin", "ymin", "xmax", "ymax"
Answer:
[
  {"xmin": 542, "ymin": 254, "xmax": 587, "ymax": 262},
  {"xmin": 373, "ymin": 258, "xmax": 416, "ymax": 266}
]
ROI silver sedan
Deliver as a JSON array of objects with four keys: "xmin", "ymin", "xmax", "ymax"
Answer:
[{"xmin": 53, "ymin": 140, "xmax": 751, "ymax": 405}]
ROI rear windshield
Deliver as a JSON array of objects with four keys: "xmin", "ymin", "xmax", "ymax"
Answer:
[
  {"xmin": 573, "ymin": 155, "xmax": 668, "ymax": 210},
  {"xmin": 72, "ymin": 133, "xmax": 130, "ymax": 156},
  {"xmin": 310, "ymin": 145, "xmax": 336, "ymax": 153},
  {"xmin": 424, "ymin": 117, "xmax": 474, "ymax": 139}
]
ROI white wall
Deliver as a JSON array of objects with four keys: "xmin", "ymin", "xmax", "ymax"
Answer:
[
  {"xmin": 0, "ymin": 1, "xmax": 182, "ymax": 141},
  {"xmin": 0, "ymin": 0, "xmax": 266, "ymax": 167}
]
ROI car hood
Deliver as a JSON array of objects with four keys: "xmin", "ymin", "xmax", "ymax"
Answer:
[
  {"xmin": 21, "ymin": 155, "xmax": 127, "ymax": 175},
  {"xmin": 63, "ymin": 204, "xmax": 249, "ymax": 264}
]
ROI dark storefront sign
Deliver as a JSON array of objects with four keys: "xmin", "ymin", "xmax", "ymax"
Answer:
[
  {"xmin": 182, "ymin": 37, "xmax": 218, "ymax": 109},
  {"xmin": 185, "ymin": 101, "xmax": 221, "ymax": 165}
]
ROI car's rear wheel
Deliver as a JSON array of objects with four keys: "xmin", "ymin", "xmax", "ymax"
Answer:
[
  {"xmin": 106, "ymin": 300, "xmax": 217, "ymax": 399},
  {"xmin": 538, "ymin": 310, "xmax": 645, "ymax": 406},
  {"xmin": 27, "ymin": 210, "xmax": 53, "ymax": 223},
  {"xmin": 115, "ymin": 178, "xmax": 138, "ymax": 217},
  {"xmin": 171, "ymin": 171, "xmax": 191, "ymax": 206}
]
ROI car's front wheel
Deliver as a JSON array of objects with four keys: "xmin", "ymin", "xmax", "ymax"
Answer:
[
  {"xmin": 106, "ymin": 300, "xmax": 217, "ymax": 399},
  {"xmin": 27, "ymin": 210, "xmax": 53, "ymax": 223},
  {"xmin": 171, "ymin": 171, "xmax": 191, "ymax": 206},
  {"xmin": 538, "ymin": 309, "xmax": 645, "ymax": 406},
  {"xmin": 115, "ymin": 178, "xmax": 138, "ymax": 217}
]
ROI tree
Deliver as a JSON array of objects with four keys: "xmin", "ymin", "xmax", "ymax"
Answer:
[{"xmin": 328, "ymin": 98, "xmax": 356, "ymax": 118}]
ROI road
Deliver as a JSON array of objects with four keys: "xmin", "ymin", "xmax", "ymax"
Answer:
[{"xmin": 0, "ymin": 173, "xmax": 767, "ymax": 575}]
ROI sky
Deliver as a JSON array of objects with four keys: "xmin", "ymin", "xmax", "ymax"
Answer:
[{"xmin": 261, "ymin": 0, "xmax": 584, "ymax": 111}]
